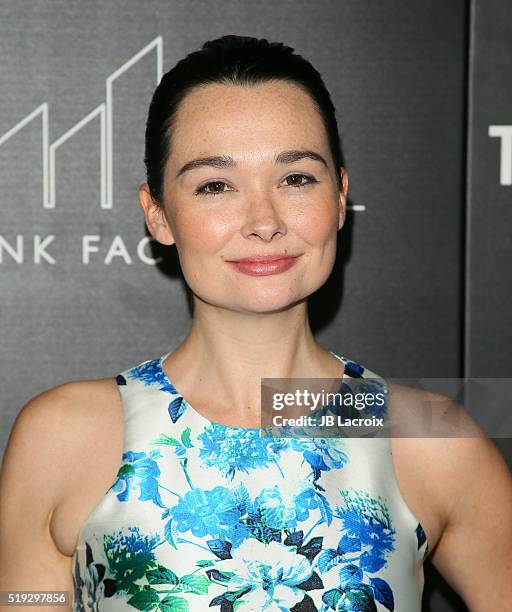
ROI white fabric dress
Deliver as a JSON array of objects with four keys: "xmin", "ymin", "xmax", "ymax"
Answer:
[{"xmin": 71, "ymin": 350, "xmax": 429, "ymax": 611}]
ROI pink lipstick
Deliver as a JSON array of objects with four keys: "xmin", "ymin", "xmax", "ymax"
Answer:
[{"xmin": 226, "ymin": 253, "xmax": 302, "ymax": 276}]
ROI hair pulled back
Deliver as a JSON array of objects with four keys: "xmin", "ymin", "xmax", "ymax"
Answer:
[{"xmin": 144, "ymin": 35, "xmax": 343, "ymax": 204}]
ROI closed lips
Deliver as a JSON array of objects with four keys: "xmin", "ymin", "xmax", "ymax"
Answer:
[{"xmin": 228, "ymin": 254, "xmax": 301, "ymax": 263}]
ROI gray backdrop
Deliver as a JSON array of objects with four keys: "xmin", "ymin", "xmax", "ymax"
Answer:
[{"xmin": 0, "ymin": 1, "xmax": 509, "ymax": 610}]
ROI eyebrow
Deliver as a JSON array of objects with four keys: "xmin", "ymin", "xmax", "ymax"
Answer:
[{"xmin": 174, "ymin": 149, "xmax": 329, "ymax": 180}]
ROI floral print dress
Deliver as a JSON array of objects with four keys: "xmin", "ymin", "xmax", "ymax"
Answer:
[{"xmin": 71, "ymin": 350, "xmax": 429, "ymax": 611}]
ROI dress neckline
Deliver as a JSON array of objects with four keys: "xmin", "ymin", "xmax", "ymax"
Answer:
[{"xmin": 157, "ymin": 349, "xmax": 352, "ymax": 432}]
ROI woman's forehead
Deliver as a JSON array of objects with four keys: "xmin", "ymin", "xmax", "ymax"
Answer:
[
  {"xmin": 181, "ymin": 81, "xmax": 320, "ymax": 124},
  {"xmin": 170, "ymin": 81, "xmax": 328, "ymax": 160}
]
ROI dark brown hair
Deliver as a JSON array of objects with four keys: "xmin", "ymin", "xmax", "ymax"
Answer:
[{"xmin": 144, "ymin": 34, "xmax": 343, "ymax": 205}]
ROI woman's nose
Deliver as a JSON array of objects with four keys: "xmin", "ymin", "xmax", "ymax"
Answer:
[{"xmin": 239, "ymin": 194, "xmax": 287, "ymax": 241}]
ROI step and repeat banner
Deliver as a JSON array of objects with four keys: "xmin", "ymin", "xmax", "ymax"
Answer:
[
  {"xmin": 467, "ymin": 0, "xmax": 512, "ymax": 378},
  {"xmin": 0, "ymin": 1, "xmax": 509, "ymax": 610}
]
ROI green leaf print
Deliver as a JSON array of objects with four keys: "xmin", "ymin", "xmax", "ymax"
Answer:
[
  {"xmin": 117, "ymin": 463, "xmax": 136, "ymax": 478},
  {"xmin": 180, "ymin": 427, "xmax": 193, "ymax": 448},
  {"xmin": 322, "ymin": 588, "xmax": 343, "ymax": 609},
  {"xmin": 126, "ymin": 585, "xmax": 160, "ymax": 610},
  {"xmin": 343, "ymin": 584, "xmax": 378, "ymax": 611},
  {"xmin": 151, "ymin": 434, "xmax": 182, "ymax": 446},
  {"xmin": 158, "ymin": 595, "xmax": 189, "ymax": 611},
  {"xmin": 104, "ymin": 531, "xmax": 160, "ymax": 594},
  {"xmin": 122, "ymin": 565, "xmax": 209, "ymax": 609},
  {"xmin": 195, "ymin": 559, "xmax": 215, "ymax": 568},
  {"xmin": 146, "ymin": 565, "xmax": 179, "ymax": 585},
  {"xmin": 174, "ymin": 573, "xmax": 210, "ymax": 594}
]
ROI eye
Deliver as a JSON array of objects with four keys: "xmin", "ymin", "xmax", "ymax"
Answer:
[
  {"xmin": 283, "ymin": 173, "xmax": 318, "ymax": 189},
  {"xmin": 193, "ymin": 173, "xmax": 318, "ymax": 197},
  {"xmin": 194, "ymin": 180, "xmax": 230, "ymax": 197}
]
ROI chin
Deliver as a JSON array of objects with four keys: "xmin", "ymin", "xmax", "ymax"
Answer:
[{"xmin": 236, "ymin": 292, "xmax": 309, "ymax": 314}]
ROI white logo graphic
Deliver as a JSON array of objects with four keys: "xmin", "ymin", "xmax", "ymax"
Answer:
[
  {"xmin": 489, "ymin": 125, "xmax": 512, "ymax": 186},
  {"xmin": 0, "ymin": 35, "xmax": 365, "ymax": 211},
  {"xmin": 0, "ymin": 37, "xmax": 163, "ymax": 209}
]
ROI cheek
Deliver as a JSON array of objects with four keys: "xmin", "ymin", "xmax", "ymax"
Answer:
[
  {"xmin": 293, "ymin": 198, "xmax": 339, "ymax": 246},
  {"xmin": 174, "ymin": 208, "xmax": 233, "ymax": 255},
  {"xmin": 171, "ymin": 190, "xmax": 338, "ymax": 256}
]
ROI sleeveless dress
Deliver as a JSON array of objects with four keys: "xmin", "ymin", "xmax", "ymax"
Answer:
[{"xmin": 71, "ymin": 350, "xmax": 429, "ymax": 611}]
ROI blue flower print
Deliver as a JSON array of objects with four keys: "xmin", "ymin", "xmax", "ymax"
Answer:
[
  {"xmin": 170, "ymin": 485, "xmax": 249, "ymax": 547},
  {"xmin": 129, "ymin": 358, "xmax": 168, "ymax": 386},
  {"xmin": 216, "ymin": 539, "xmax": 315, "ymax": 611},
  {"xmin": 248, "ymin": 486, "xmax": 298, "ymax": 533},
  {"xmin": 342, "ymin": 359, "xmax": 365, "ymax": 378},
  {"xmin": 290, "ymin": 438, "xmax": 349, "ymax": 483},
  {"xmin": 315, "ymin": 490, "xmax": 396, "ymax": 611},
  {"xmin": 128, "ymin": 357, "xmax": 179, "ymax": 395},
  {"xmin": 294, "ymin": 487, "xmax": 327, "ymax": 523},
  {"xmin": 198, "ymin": 423, "xmax": 288, "ymax": 480},
  {"xmin": 329, "ymin": 378, "xmax": 388, "ymax": 422},
  {"xmin": 129, "ymin": 358, "xmax": 192, "ymax": 423},
  {"xmin": 73, "ymin": 351, "xmax": 427, "ymax": 611},
  {"xmin": 315, "ymin": 488, "xmax": 396, "ymax": 589},
  {"xmin": 111, "ymin": 450, "xmax": 167, "ymax": 509},
  {"xmin": 104, "ymin": 526, "xmax": 163, "ymax": 595},
  {"xmin": 334, "ymin": 489, "xmax": 395, "ymax": 564},
  {"xmin": 246, "ymin": 484, "xmax": 331, "ymax": 539}
]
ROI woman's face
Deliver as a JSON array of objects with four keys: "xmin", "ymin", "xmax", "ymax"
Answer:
[{"xmin": 140, "ymin": 80, "xmax": 348, "ymax": 314}]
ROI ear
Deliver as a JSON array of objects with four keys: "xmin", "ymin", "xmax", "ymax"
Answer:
[
  {"xmin": 338, "ymin": 166, "xmax": 348, "ymax": 231},
  {"xmin": 138, "ymin": 183, "xmax": 175, "ymax": 246}
]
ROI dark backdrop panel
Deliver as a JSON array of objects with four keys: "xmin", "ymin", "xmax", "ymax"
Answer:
[
  {"xmin": 0, "ymin": 0, "xmax": 465, "ymax": 433},
  {"xmin": 467, "ymin": 0, "xmax": 512, "ymax": 377},
  {"xmin": 1, "ymin": 2, "xmax": 473, "ymax": 610},
  {"xmin": 465, "ymin": 4, "xmax": 512, "ymax": 602}
]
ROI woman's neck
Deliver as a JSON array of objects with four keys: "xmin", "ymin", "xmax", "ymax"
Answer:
[{"xmin": 160, "ymin": 302, "xmax": 345, "ymax": 427}]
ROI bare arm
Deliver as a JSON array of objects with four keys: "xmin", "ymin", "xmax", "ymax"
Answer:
[
  {"xmin": 387, "ymin": 382, "xmax": 512, "ymax": 605},
  {"xmin": 428, "ymin": 434, "xmax": 512, "ymax": 609},
  {"xmin": 0, "ymin": 385, "xmax": 81, "ymax": 608}
]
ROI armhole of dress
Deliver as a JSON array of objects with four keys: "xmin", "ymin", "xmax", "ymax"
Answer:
[
  {"xmin": 73, "ymin": 368, "xmax": 131, "ymax": 545},
  {"xmin": 342, "ymin": 358, "xmax": 431, "ymax": 563},
  {"xmin": 377, "ymin": 374, "xmax": 430, "ymax": 562}
]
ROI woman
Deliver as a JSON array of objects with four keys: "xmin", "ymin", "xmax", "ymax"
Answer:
[{"xmin": 1, "ymin": 35, "xmax": 511, "ymax": 611}]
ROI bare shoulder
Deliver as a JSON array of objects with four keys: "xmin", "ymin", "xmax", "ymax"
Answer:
[
  {"xmin": 3, "ymin": 376, "xmax": 121, "ymax": 468},
  {"xmin": 1, "ymin": 376, "xmax": 121, "ymax": 511},
  {"xmin": 0, "ymin": 376, "xmax": 123, "ymax": 570},
  {"xmin": 385, "ymin": 381, "xmax": 512, "ymax": 604},
  {"xmin": 385, "ymin": 380, "xmax": 494, "ymax": 517}
]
